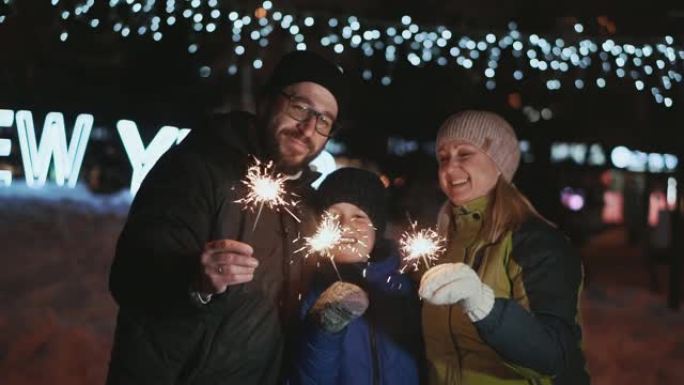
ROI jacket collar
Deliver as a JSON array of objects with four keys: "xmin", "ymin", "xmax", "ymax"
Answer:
[
  {"xmin": 451, "ymin": 195, "xmax": 488, "ymax": 217},
  {"xmin": 437, "ymin": 196, "xmax": 489, "ymax": 249}
]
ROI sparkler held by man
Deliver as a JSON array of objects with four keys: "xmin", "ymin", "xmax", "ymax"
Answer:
[
  {"xmin": 107, "ymin": 50, "xmax": 350, "ymax": 385},
  {"xmin": 234, "ymin": 156, "xmax": 301, "ymax": 230}
]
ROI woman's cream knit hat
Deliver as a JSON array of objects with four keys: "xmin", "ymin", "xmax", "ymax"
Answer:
[{"xmin": 436, "ymin": 110, "xmax": 521, "ymax": 182}]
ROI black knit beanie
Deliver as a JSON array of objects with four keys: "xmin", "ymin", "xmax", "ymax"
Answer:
[
  {"xmin": 317, "ymin": 168, "xmax": 387, "ymax": 235},
  {"xmin": 263, "ymin": 50, "xmax": 348, "ymax": 118}
]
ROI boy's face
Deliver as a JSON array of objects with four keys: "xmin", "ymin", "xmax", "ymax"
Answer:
[{"xmin": 327, "ymin": 202, "xmax": 376, "ymax": 263}]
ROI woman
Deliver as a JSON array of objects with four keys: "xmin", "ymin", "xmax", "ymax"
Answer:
[
  {"xmin": 419, "ymin": 111, "xmax": 590, "ymax": 385},
  {"xmin": 289, "ymin": 167, "xmax": 423, "ymax": 385}
]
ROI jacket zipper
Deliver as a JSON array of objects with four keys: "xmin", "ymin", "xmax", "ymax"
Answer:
[
  {"xmin": 369, "ymin": 321, "xmax": 381, "ymax": 385},
  {"xmin": 280, "ymin": 212, "xmax": 295, "ymax": 322}
]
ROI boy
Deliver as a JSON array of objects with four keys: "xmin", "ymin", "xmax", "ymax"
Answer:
[{"xmin": 290, "ymin": 168, "xmax": 423, "ymax": 385}]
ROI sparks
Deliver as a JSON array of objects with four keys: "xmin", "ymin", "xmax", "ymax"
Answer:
[
  {"xmin": 234, "ymin": 157, "xmax": 300, "ymax": 230},
  {"xmin": 399, "ymin": 222, "xmax": 446, "ymax": 272},
  {"xmin": 295, "ymin": 211, "xmax": 369, "ymax": 281},
  {"xmin": 296, "ymin": 211, "xmax": 344, "ymax": 259}
]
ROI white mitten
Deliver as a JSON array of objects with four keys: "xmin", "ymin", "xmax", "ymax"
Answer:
[{"xmin": 419, "ymin": 262, "xmax": 495, "ymax": 322}]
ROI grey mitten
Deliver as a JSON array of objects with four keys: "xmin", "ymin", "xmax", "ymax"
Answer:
[{"xmin": 309, "ymin": 281, "xmax": 369, "ymax": 333}]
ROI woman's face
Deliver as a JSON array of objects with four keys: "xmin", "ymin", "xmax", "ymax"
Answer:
[
  {"xmin": 327, "ymin": 202, "xmax": 376, "ymax": 263},
  {"xmin": 437, "ymin": 140, "xmax": 500, "ymax": 206}
]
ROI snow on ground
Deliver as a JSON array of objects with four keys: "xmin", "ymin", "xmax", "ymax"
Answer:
[
  {"xmin": 0, "ymin": 184, "xmax": 127, "ymax": 385},
  {"xmin": 0, "ymin": 182, "xmax": 132, "ymax": 215},
  {"xmin": 0, "ymin": 184, "xmax": 683, "ymax": 384},
  {"xmin": 579, "ymin": 227, "xmax": 684, "ymax": 385}
]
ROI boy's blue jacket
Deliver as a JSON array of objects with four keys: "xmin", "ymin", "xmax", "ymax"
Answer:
[{"xmin": 288, "ymin": 240, "xmax": 423, "ymax": 385}]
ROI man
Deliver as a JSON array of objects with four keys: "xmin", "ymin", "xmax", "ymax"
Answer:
[{"xmin": 106, "ymin": 51, "xmax": 347, "ymax": 385}]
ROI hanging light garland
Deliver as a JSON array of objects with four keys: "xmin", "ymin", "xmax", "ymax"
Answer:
[{"xmin": 4, "ymin": 1, "xmax": 683, "ymax": 107}]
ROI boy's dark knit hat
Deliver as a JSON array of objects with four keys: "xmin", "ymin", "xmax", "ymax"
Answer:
[
  {"xmin": 264, "ymin": 50, "xmax": 348, "ymax": 117},
  {"xmin": 317, "ymin": 168, "xmax": 387, "ymax": 235}
]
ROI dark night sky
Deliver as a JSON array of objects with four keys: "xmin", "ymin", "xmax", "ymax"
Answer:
[{"xmin": 0, "ymin": 1, "xmax": 682, "ymax": 158}]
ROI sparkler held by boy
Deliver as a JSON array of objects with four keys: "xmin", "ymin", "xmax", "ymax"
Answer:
[{"xmin": 289, "ymin": 167, "xmax": 423, "ymax": 385}]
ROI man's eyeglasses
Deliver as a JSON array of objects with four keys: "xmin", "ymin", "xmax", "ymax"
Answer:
[{"xmin": 280, "ymin": 92, "xmax": 337, "ymax": 137}]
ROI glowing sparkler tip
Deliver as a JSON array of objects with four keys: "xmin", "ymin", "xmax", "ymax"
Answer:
[
  {"xmin": 234, "ymin": 156, "xmax": 300, "ymax": 227},
  {"xmin": 252, "ymin": 177, "xmax": 280, "ymax": 201},
  {"xmin": 302, "ymin": 211, "xmax": 344, "ymax": 256},
  {"xmin": 296, "ymin": 211, "xmax": 371, "ymax": 282},
  {"xmin": 399, "ymin": 222, "xmax": 446, "ymax": 272}
]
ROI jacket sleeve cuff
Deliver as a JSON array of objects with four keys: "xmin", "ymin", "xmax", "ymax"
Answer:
[
  {"xmin": 465, "ymin": 283, "xmax": 495, "ymax": 322},
  {"xmin": 189, "ymin": 290, "xmax": 213, "ymax": 305}
]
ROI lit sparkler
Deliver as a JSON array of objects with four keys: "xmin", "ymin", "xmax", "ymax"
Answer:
[
  {"xmin": 295, "ymin": 211, "xmax": 369, "ymax": 281},
  {"xmin": 399, "ymin": 222, "xmax": 446, "ymax": 273},
  {"xmin": 234, "ymin": 157, "xmax": 300, "ymax": 230}
]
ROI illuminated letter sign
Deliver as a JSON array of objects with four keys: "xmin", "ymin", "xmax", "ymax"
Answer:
[
  {"xmin": 309, "ymin": 150, "xmax": 337, "ymax": 189},
  {"xmin": 0, "ymin": 109, "xmax": 13, "ymax": 186},
  {"xmin": 15, "ymin": 110, "xmax": 93, "ymax": 187},
  {"xmin": 117, "ymin": 120, "xmax": 190, "ymax": 195},
  {"xmin": 0, "ymin": 108, "xmax": 194, "ymax": 193}
]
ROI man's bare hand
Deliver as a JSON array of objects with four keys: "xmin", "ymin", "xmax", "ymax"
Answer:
[{"xmin": 198, "ymin": 239, "xmax": 258, "ymax": 294}]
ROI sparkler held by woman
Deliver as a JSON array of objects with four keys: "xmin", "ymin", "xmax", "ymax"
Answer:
[
  {"xmin": 420, "ymin": 110, "xmax": 589, "ymax": 385},
  {"xmin": 399, "ymin": 221, "xmax": 446, "ymax": 273}
]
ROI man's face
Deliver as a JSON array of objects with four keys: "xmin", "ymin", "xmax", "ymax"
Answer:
[{"xmin": 264, "ymin": 82, "xmax": 338, "ymax": 173}]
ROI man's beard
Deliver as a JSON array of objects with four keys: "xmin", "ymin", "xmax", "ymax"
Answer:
[
  {"xmin": 276, "ymin": 129, "xmax": 325, "ymax": 174},
  {"xmin": 258, "ymin": 115, "xmax": 323, "ymax": 175}
]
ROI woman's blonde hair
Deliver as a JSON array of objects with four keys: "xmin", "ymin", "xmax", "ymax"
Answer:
[{"xmin": 479, "ymin": 176, "xmax": 552, "ymax": 245}]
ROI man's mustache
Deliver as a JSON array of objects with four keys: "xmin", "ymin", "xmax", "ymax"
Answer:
[{"xmin": 281, "ymin": 129, "xmax": 313, "ymax": 150}]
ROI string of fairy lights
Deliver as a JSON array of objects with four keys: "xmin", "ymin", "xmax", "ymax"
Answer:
[{"xmin": 1, "ymin": 0, "xmax": 682, "ymax": 107}]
